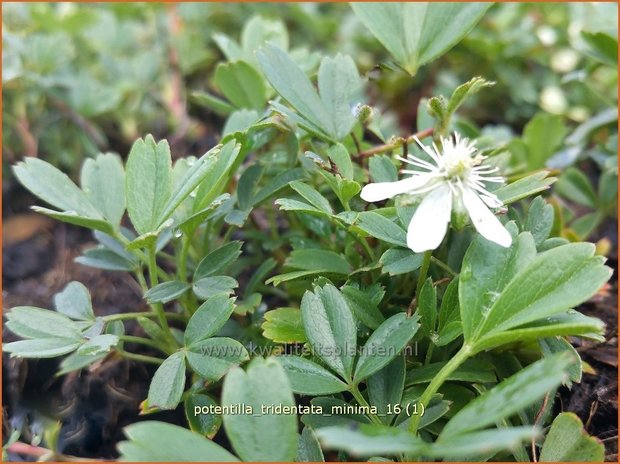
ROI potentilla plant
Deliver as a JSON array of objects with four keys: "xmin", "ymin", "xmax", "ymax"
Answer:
[{"xmin": 3, "ymin": 3, "xmax": 614, "ymax": 463}]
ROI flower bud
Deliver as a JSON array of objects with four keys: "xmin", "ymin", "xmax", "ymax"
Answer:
[
  {"xmin": 451, "ymin": 194, "xmax": 469, "ymax": 231},
  {"xmin": 353, "ymin": 103, "xmax": 373, "ymax": 125}
]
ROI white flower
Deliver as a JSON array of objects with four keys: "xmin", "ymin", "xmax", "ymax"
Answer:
[{"xmin": 361, "ymin": 133, "xmax": 512, "ymax": 253}]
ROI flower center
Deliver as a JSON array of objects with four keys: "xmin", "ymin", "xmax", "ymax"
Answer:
[{"xmin": 441, "ymin": 152, "xmax": 475, "ymax": 180}]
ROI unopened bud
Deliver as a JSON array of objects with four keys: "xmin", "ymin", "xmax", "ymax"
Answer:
[{"xmin": 353, "ymin": 104, "xmax": 373, "ymax": 125}]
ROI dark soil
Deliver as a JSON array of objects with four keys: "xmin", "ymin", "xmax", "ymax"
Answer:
[{"xmin": 2, "ymin": 185, "xmax": 618, "ymax": 461}]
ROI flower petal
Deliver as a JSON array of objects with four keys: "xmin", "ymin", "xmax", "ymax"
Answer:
[
  {"xmin": 360, "ymin": 175, "xmax": 430, "ymax": 202},
  {"xmin": 462, "ymin": 187, "xmax": 512, "ymax": 247},
  {"xmin": 407, "ymin": 184, "xmax": 452, "ymax": 253}
]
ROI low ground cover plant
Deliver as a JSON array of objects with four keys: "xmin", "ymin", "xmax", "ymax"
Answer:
[{"xmin": 3, "ymin": 2, "xmax": 617, "ymax": 462}]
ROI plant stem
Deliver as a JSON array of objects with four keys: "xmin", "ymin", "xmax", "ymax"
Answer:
[
  {"xmin": 103, "ymin": 312, "xmax": 185, "ymax": 322},
  {"xmin": 413, "ymin": 250, "xmax": 433, "ymax": 313},
  {"xmin": 430, "ymin": 257, "xmax": 457, "ymax": 277},
  {"xmin": 424, "ymin": 343, "xmax": 435, "ymax": 365},
  {"xmin": 117, "ymin": 349, "xmax": 164, "ymax": 365},
  {"xmin": 148, "ymin": 244, "xmax": 177, "ymax": 349},
  {"xmin": 351, "ymin": 384, "xmax": 382, "ymax": 425},
  {"xmin": 359, "ymin": 128, "xmax": 433, "ymax": 158},
  {"xmin": 178, "ymin": 235, "xmax": 190, "ymax": 282},
  {"xmin": 408, "ymin": 344, "xmax": 472, "ymax": 434}
]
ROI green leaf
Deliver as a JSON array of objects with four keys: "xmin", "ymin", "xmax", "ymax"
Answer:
[
  {"xmin": 81, "ymin": 153, "xmax": 125, "ymax": 226},
  {"xmin": 76, "ymin": 334, "xmax": 119, "ymax": 356},
  {"xmin": 192, "ymin": 142, "xmax": 242, "ymax": 214},
  {"xmin": 223, "ymin": 109, "xmax": 261, "ymax": 136},
  {"xmin": 351, "ymin": 3, "xmax": 491, "ymax": 75},
  {"xmin": 54, "ymin": 281, "xmax": 95, "ymax": 321},
  {"xmin": 5, "ymin": 306, "xmax": 83, "ymax": 339},
  {"xmin": 194, "ymin": 241, "xmax": 243, "ymax": 280},
  {"xmin": 368, "ymin": 356, "xmax": 406, "ymax": 423},
  {"xmin": 190, "ymin": 90, "xmax": 236, "ymax": 116},
  {"xmin": 213, "ymin": 33, "xmax": 244, "ymax": 62},
  {"xmin": 380, "ymin": 248, "xmax": 424, "ymax": 275},
  {"xmin": 494, "ymin": 171, "xmax": 556, "ymax": 205},
  {"xmin": 417, "ymin": 278, "xmax": 437, "ymax": 338},
  {"xmin": 192, "ymin": 276, "xmax": 238, "ymax": 300},
  {"xmin": 237, "ymin": 165, "xmax": 264, "ymax": 211},
  {"xmin": 76, "ymin": 247, "xmax": 137, "ymax": 272},
  {"xmin": 539, "ymin": 412, "xmax": 604, "ymax": 462},
  {"xmin": 185, "ymin": 393, "xmax": 222, "ymax": 439},
  {"xmin": 440, "ymin": 353, "xmax": 574, "ymax": 438},
  {"xmin": 3, "ymin": 338, "xmax": 82, "ymax": 358},
  {"xmin": 460, "ymin": 228, "xmax": 536, "ymax": 342},
  {"xmin": 58, "ymin": 351, "xmax": 108, "ymax": 375},
  {"xmin": 369, "ymin": 155, "xmax": 398, "ymax": 183},
  {"xmin": 286, "ymin": 249, "xmax": 350, "ymax": 274},
  {"xmin": 522, "ymin": 113, "xmax": 568, "ymax": 169},
  {"xmin": 437, "ymin": 278, "xmax": 461, "ymax": 346},
  {"xmin": 289, "ymin": 181, "xmax": 333, "ymax": 214},
  {"xmin": 354, "ymin": 313, "xmax": 419, "ymax": 382},
  {"xmin": 185, "ymin": 294, "xmax": 235, "ymax": 345},
  {"xmin": 316, "ymin": 423, "xmax": 426, "ymax": 456},
  {"xmin": 472, "ymin": 311, "xmax": 605, "ymax": 352},
  {"xmin": 301, "ymin": 284, "xmax": 357, "ymax": 380},
  {"xmin": 328, "ymin": 144, "xmax": 354, "ymax": 179},
  {"xmin": 185, "ymin": 338, "xmax": 249, "ymax": 381},
  {"xmin": 555, "ymin": 167, "xmax": 598, "ymax": 208},
  {"xmin": 525, "ymin": 196, "xmax": 554, "ymax": 247},
  {"xmin": 476, "ymin": 243, "xmax": 611, "ymax": 338},
  {"xmin": 159, "ymin": 143, "xmax": 229, "ymax": 226},
  {"xmin": 257, "ymin": 44, "xmax": 333, "ymax": 138},
  {"xmin": 30, "ymin": 207, "xmax": 114, "ymax": 234},
  {"xmin": 275, "ymin": 198, "xmax": 325, "ymax": 216},
  {"xmin": 253, "ymin": 168, "xmax": 305, "ymax": 205},
  {"xmin": 222, "ymin": 357, "xmax": 298, "ymax": 461},
  {"xmin": 341, "ymin": 286, "xmax": 385, "ymax": 330},
  {"xmin": 144, "ymin": 281, "xmax": 190, "ymax": 304},
  {"xmin": 147, "ymin": 352, "xmax": 186, "ymax": 410},
  {"xmin": 125, "ymin": 135, "xmax": 172, "ymax": 235},
  {"xmin": 118, "ymin": 421, "xmax": 239, "ymax": 461},
  {"xmin": 266, "ymin": 269, "xmax": 342, "ymax": 287},
  {"xmin": 278, "ymin": 356, "xmax": 349, "ymax": 395},
  {"xmin": 430, "ymin": 427, "xmax": 539, "ymax": 460},
  {"xmin": 318, "ymin": 54, "xmax": 361, "ymax": 140},
  {"xmin": 241, "ymin": 16, "xmax": 289, "ymax": 60},
  {"xmin": 262, "ymin": 308, "xmax": 307, "ymax": 344},
  {"xmin": 446, "ymin": 77, "xmax": 494, "ymax": 116},
  {"xmin": 356, "ymin": 212, "xmax": 407, "ymax": 247},
  {"xmin": 13, "ymin": 157, "xmax": 103, "ymax": 219},
  {"xmin": 214, "ymin": 61, "xmax": 267, "ymax": 110},
  {"xmin": 581, "ymin": 31, "xmax": 618, "ymax": 66},
  {"xmin": 297, "ymin": 427, "xmax": 325, "ymax": 462}
]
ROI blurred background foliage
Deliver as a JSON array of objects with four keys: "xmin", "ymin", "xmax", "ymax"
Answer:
[{"xmin": 2, "ymin": 2, "xmax": 617, "ymax": 243}]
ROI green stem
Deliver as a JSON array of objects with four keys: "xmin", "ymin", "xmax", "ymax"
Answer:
[
  {"xmin": 351, "ymin": 384, "xmax": 382, "ymax": 425},
  {"xmin": 117, "ymin": 349, "xmax": 163, "ymax": 365},
  {"xmin": 119, "ymin": 335, "xmax": 164, "ymax": 351},
  {"xmin": 148, "ymin": 244, "xmax": 177, "ymax": 349},
  {"xmin": 135, "ymin": 269, "xmax": 149, "ymax": 292},
  {"xmin": 359, "ymin": 128, "xmax": 434, "ymax": 158},
  {"xmin": 408, "ymin": 344, "xmax": 472, "ymax": 434},
  {"xmin": 424, "ymin": 343, "xmax": 435, "ymax": 365},
  {"xmin": 430, "ymin": 257, "xmax": 457, "ymax": 277},
  {"xmin": 413, "ymin": 250, "xmax": 432, "ymax": 312},
  {"xmin": 103, "ymin": 312, "xmax": 185, "ymax": 322},
  {"xmin": 178, "ymin": 235, "xmax": 191, "ymax": 282}
]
